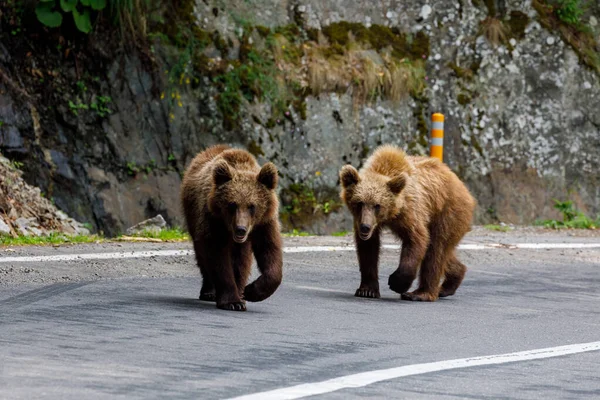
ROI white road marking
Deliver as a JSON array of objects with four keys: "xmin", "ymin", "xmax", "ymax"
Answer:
[
  {"xmin": 295, "ymin": 285, "xmax": 348, "ymax": 294},
  {"xmin": 226, "ymin": 341, "xmax": 600, "ymax": 400},
  {"xmin": 0, "ymin": 242, "xmax": 598, "ymax": 263},
  {"xmin": 284, "ymin": 246, "xmax": 354, "ymax": 253},
  {"xmin": 0, "ymin": 250, "xmax": 192, "ymax": 263}
]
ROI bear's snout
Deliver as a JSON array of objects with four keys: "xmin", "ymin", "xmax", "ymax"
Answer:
[
  {"xmin": 358, "ymin": 223, "xmax": 374, "ymax": 240},
  {"xmin": 233, "ymin": 226, "xmax": 249, "ymax": 243}
]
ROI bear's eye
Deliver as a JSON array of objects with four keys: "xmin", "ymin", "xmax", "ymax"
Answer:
[
  {"xmin": 227, "ymin": 202, "xmax": 237, "ymax": 212},
  {"xmin": 374, "ymin": 204, "xmax": 381, "ymax": 212},
  {"xmin": 355, "ymin": 201, "xmax": 364, "ymax": 210},
  {"xmin": 248, "ymin": 204, "xmax": 256, "ymax": 216}
]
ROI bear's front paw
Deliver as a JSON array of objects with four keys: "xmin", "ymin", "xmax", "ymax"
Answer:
[
  {"xmin": 217, "ymin": 301, "xmax": 247, "ymax": 311},
  {"xmin": 400, "ymin": 291, "xmax": 438, "ymax": 302},
  {"xmin": 388, "ymin": 271, "xmax": 414, "ymax": 294},
  {"xmin": 199, "ymin": 291, "xmax": 216, "ymax": 302},
  {"xmin": 355, "ymin": 287, "xmax": 380, "ymax": 298}
]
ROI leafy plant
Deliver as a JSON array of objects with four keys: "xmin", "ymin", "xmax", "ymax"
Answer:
[
  {"xmin": 35, "ymin": 0, "xmax": 107, "ymax": 33},
  {"xmin": 126, "ymin": 161, "xmax": 139, "ymax": 176},
  {"xmin": 76, "ymin": 80, "xmax": 88, "ymax": 92},
  {"xmin": 90, "ymin": 96, "xmax": 112, "ymax": 118},
  {"xmin": 537, "ymin": 199, "xmax": 598, "ymax": 229},
  {"xmin": 68, "ymin": 100, "xmax": 88, "ymax": 116},
  {"xmin": 555, "ymin": 0, "xmax": 585, "ymax": 25},
  {"xmin": 10, "ymin": 160, "xmax": 24, "ymax": 169}
]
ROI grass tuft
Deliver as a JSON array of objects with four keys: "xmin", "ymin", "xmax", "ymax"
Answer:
[
  {"xmin": 0, "ymin": 233, "xmax": 102, "ymax": 246},
  {"xmin": 483, "ymin": 224, "xmax": 511, "ymax": 232},
  {"xmin": 123, "ymin": 227, "xmax": 190, "ymax": 241},
  {"xmin": 282, "ymin": 229, "xmax": 313, "ymax": 237},
  {"xmin": 331, "ymin": 231, "xmax": 349, "ymax": 237}
]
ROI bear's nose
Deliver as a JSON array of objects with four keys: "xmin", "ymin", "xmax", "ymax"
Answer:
[
  {"xmin": 359, "ymin": 224, "xmax": 371, "ymax": 234},
  {"xmin": 235, "ymin": 226, "xmax": 248, "ymax": 237}
]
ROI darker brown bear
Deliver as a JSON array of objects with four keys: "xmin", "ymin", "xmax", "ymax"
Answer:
[
  {"xmin": 181, "ymin": 145, "xmax": 283, "ymax": 311},
  {"xmin": 340, "ymin": 145, "xmax": 476, "ymax": 302}
]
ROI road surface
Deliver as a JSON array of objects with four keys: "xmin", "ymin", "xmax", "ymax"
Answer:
[{"xmin": 1, "ymin": 228, "xmax": 599, "ymax": 399}]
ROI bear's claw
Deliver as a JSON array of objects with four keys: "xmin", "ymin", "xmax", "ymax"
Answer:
[
  {"xmin": 355, "ymin": 288, "xmax": 380, "ymax": 298},
  {"xmin": 217, "ymin": 301, "xmax": 247, "ymax": 311},
  {"xmin": 400, "ymin": 291, "xmax": 437, "ymax": 302},
  {"xmin": 438, "ymin": 288, "xmax": 456, "ymax": 298},
  {"xmin": 199, "ymin": 292, "xmax": 216, "ymax": 302}
]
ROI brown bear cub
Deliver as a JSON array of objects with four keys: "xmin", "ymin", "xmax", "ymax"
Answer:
[
  {"xmin": 181, "ymin": 145, "xmax": 283, "ymax": 311},
  {"xmin": 340, "ymin": 145, "xmax": 476, "ymax": 302}
]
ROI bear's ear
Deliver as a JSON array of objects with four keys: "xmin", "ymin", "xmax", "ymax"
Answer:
[
  {"xmin": 213, "ymin": 160, "xmax": 233, "ymax": 186},
  {"xmin": 258, "ymin": 162, "xmax": 278, "ymax": 190},
  {"xmin": 387, "ymin": 173, "xmax": 407, "ymax": 195},
  {"xmin": 340, "ymin": 165, "xmax": 360, "ymax": 188}
]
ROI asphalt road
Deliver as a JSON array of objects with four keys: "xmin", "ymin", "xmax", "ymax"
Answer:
[{"xmin": 1, "ymin": 229, "xmax": 599, "ymax": 399}]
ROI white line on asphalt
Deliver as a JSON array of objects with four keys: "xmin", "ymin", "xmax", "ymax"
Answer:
[
  {"xmin": 0, "ymin": 242, "xmax": 599, "ymax": 263},
  {"xmin": 295, "ymin": 285, "xmax": 348, "ymax": 294},
  {"xmin": 0, "ymin": 250, "xmax": 192, "ymax": 263},
  {"xmin": 225, "ymin": 341, "xmax": 600, "ymax": 400}
]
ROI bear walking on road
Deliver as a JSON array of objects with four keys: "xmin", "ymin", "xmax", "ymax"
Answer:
[
  {"xmin": 339, "ymin": 145, "xmax": 476, "ymax": 302},
  {"xmin": 181, "ymin": 145, "xmax": 283, "ymax": 311}
]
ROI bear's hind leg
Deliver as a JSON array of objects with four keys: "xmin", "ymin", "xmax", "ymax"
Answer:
[
  {"xmin": 401, "ymin": 244, "xmax": 445, "ymax": 302},
  {"xmin": 194, "ymin": 240, "xmax": 216, "ymax": 302},
  {"xmin": 199, "ymin": 277, "xmax": 216, "ymax": 302},
  {"xmin": 354, "ymin": 228, "xmax": 381, "ymax": 298},
  {"xmin": 439, "ymin": 253, "xmax": 466, "ymax": 298}
]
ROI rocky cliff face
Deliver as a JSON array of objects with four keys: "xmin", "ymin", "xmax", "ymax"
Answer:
[{"xmin": 1, "ymin": 1, "xmax": 599, "ymax": 235}]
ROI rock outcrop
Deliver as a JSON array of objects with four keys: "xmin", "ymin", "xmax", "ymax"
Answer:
[
  {"xmin": 0, "ymin": 155, "xmax": 90, "ymax": 237},
  {"xmin": 0, "ymin": 1, "xmax": 598, "ymax": 235}
]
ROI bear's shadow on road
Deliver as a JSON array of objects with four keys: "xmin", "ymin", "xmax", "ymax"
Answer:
[
  {"xmin": 295, "ymin": 287, "xmax": 459, "ymax": 304},
  {"xmin": 134, "ymin": 295, "xmax": 270, "ymax": 314}
]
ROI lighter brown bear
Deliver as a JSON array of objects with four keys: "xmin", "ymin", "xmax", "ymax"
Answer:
[
  {"xmin": 181, "ymin": 145, "xmax": 283, "ymax": 311},
  {"xmin": 339, "ymin": 145, "xmax": 476, "ymax": 302}
]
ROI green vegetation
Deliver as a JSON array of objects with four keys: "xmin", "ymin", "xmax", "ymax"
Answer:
[
  {"xmin": 35, "ymin": 0, "xmax": 107, "ymax": 33},
  {"xmin": 280, "ymin": 183, "xmax": 341, "ymax": 217},
  {"xmin": 10, "ymin": 160, "xmax": 24, "ymax": 169},
  {"xmin": 555, "ymin": 0, "xmax": 585, "ymax": 25},
  {"xmin": 0, "ymin": 227, "xmax": 189, "ymax": 246},
  {"xmin": 125, "ymin": 158, "xmax": 175, "ymax": 177},
  {"xmin": 537, "ymin": 199, "xmax": 599, "ymax": 229},
  {"xmin": 533, "ymin": 0, "xmax": 600, "ymax": 73},
  {"xmin": 282, "ymin": 229, "xmax": 312, "ymax": 237},
  {"xmin": 484, "ymin": 224, "xmax": 511, "ymax": 232},
  {"xmin": 0, "ymin": 233, "xmax": 102, "ymax": 246},
  {"xmin": 279, "ymin": 182, "xmax": 343, "ymax": 231},
  {"xmin": 126, "ymin": 161, "xmax": 140, "ymax": 176},
  {"xmin": 90, "ymin": 96, "xmax": 112, "ymax": 118},
  {"xmin": 68, "ymin": 100, "xmax": 88, "ymax": 116},
  {"xmin": 331, "ymin": 231, "xmax": 349, "ymax": 237},
  {"xmin": 123, "ymin": 227, "xmax": 189, "ymax": 241}
]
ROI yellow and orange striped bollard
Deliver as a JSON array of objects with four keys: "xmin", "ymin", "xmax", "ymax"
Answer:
[{"xmin": 430, "ymin": 113, "xmax": 444, "ymax": 162}]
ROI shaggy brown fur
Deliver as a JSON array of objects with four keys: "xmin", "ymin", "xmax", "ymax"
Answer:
[
  {"xmin": 181, "ymin": 145, "xmax": 283, "ymax": 311},
  {"xmin": 340, "ymin": 145, "xmax": 476, "ymax": 302}
]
